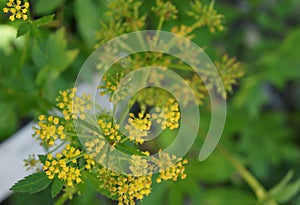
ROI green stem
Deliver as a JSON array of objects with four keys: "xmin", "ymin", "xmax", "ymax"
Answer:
[
  {"xmin": 157, "ymin": 16, "xmax": 165, "ymax": 31},
  {"xmin": 19, "ymin": 32, "xmax": 30, "ymax": 71},
  {"xmin": 48, "ymin": 142, "xmax": 65, "ymax": 154},
  {"xmin": 66, "ymin": 153, "xmax": 85, "ymax": 163},
  {"xmin": 169, "ymin": 63, "xmax": 193, "ymax": 71},
  {"xmin": 54, "ymin": 194, "xmax": 68, "ymax": 205},
  {"xmin": 219, "ymin": 147, "xmax": 278, "ymax": 205}
]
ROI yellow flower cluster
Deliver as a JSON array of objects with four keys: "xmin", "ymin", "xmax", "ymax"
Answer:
[
  {"xmin": 33, "ymin": 115, "xmax": 66, "ymax": 147},
  {"xmin": 213, "ymin": 54, "xmax": 243, "ymax": 99},
  {"xmin": 56, "ymin": 88, "xmax": 92, "ymax": 121},
  {"xmin": 83, "ymin": 154, "xmax": 96, "ymax": 170},
  {"xmin": 125, "ymin": 113, "xmax": 151, "ymax": 144},
  {"xmin": 152, "ymin": 0, "xmax": 178, "ymax": 20},
  {"xmin": 155, "ymin": 152, "xmax": 188, "ymax": 183},
  {"xmin": 84, "ymin": 137, "xmax": 106, "ymax": 158},
  {"xmin": 171, "ymin": 25, "xmax": 194, "ymax": 40},
  {"xmin": 3, "ymin": 0, "xmax": 29, "ymax": 21},
  {"xmin": 99, "ymin": 72, "xmax": 132, "ymax": 103},
  {"xmin": 187, "ymin": 0, "xmax": 224, "ymax": 33},
  {"xmin": 43, "ymin": 145, "xmax": 82, "ymax": 187},
  {"xmin": 116, "ymin": 175, "xmax": 152, "ymax": 205},
  {"xmin": 184, "ymin": 74, "xmax": 207, "ymax": 106},
  {"xmin": 96, "ymin": 151, "xmax": 188, "ymax": 205},
  {"xmin": 98, "ymin": 167, "xmax": 152, "ymax": 205},
  {"xmin": 152, "ymin": 98, "xmax": 180, "ymax": 130},
  {"xmin": 98, "ymin": 119, "xmax": 122, "ymax": 143},
  {"xmin": 99, "ymin": 75, "xmax": 117, "ymax": 96},
  {"xmin": 129, "ymin": 155, "xmax": 150, "ymax": 176}
]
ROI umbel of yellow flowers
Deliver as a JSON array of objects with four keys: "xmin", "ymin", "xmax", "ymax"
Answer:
[{"xmin": 3, "ymin": 0, "xmax": 29, "ymax": 21}]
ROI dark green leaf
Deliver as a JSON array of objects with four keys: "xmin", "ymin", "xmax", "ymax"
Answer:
[
  {"xmin": 11, "ymin": 172, "xmax": 51, "ymax": 194},
  {"xmin": 74, "ymin": 0, "xmax": 101, "ymax": 46},
  {"xmin": 33, "ymin": 14, "xmax": 55, "ymax": 27},
  {"xmin": 35, "ymin": 0, "xmax": 64, "ymax": 15},
  {"xmin": 38, "ymin": 155, "xmax": 47, "ymax": 164},
  {"xmin": 17, "ymin": 22, "xmax": 32, "ymax": 37},
  {"xmin": 51, "ymin": 177, "xmax": 64, "ymax": 198},
  {"xmin": 34, "ymin": 28, "xmax": 78, "ymax": 87}
]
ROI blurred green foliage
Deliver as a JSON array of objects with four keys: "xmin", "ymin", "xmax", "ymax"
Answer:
[{"xmin": 1, "ymin": 0, "xmax": 300, "ymax": 204}]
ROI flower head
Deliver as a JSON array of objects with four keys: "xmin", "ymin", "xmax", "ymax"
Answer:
[
  {"xmin": 3, "ymin": 0, "xmax": 29, "ymax": 21},
  {"xmin": 56, "ymin": 88, "xmax": 92, "ymax": 121},
  {"xmin": 33, "ymin": 115, "xmax": 66, "ymax": 147},
  {"xmin": 43, "ymin": 145, "xmax": 83, "ymax": 187}
]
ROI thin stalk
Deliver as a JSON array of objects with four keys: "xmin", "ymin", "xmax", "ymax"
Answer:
[
  {"xmin": 66, "ymin": 153, "xmax": 85, "ymax": 163},
  {"xmin": 19, "ymin": 32, "xmax": 29, "ymax": 71},
  {"xmin": 157, "ymin": 16, "xmax": 165, "ymax": 31},
  {"xmin": 54, "ymin": 194, "xmax": 68, "ymax": 205},
  {"xmin": 48, "ymin": 142, "xmax": 65, "ymax": 154}
]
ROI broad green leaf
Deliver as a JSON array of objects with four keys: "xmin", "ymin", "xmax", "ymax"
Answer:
[
  {"xmin": 74, "ymin": 0, "xmax": 102, "ymax": 46},
  {"xmin": 33, "ymin": 14, "xmax": 55, "ymax": 27},
  {"xmin": 35, "ymin": 0, "xmax": 64, "ymax": 15},
  {"xmin": 260, "ymin": 28, "xmax": 300, "ymax": 88},
  {"xmin": 51, "ymin": 177, "xmax": 65, "ymax": 198},
  {"xmin": 17, "ymin": 22, "xmax": 32, "ymax": 37},
  {"xmin": 11, "ymin": 172, "xmax": 51, "ymax": 194},
  {"xmin": 82, "ymin": 171, "xmax": 118, "ymax": 200},
  {"xmin": 34, "ymin": 28, "xmax": 78, "ymax": 87}
]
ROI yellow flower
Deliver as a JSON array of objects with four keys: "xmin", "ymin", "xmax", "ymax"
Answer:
[
  {"xmin": 56, "ymin": 88, "xmax": 92, "ymax": 121},
  {"xmin": 98, "ymin": 119, "xmax": 122, "ymax": 144},
  {"xmin": 154, "ymin": 151, "xmax": 188, "ymax": 183},
  {"xmin": 151, "ymin": 98, "xmax": 180, "ymax": 130},
  {"xmin": 3, "ymin": 0, "xmax": 30, "ymax": 22},
  {"xmin": 33, "ymin": 115, "xmax": 66, "ymax": 147},
  {"xmin": 43, "ymin": 145, "xmax": 83, "ymax": 188},
  {"xmin": 98, "ymin": 167, "xmax": 152, "ymax": 205},
  {"xmin": 125, "ymin": 112, "xmax": 151, "ymax": 144}
]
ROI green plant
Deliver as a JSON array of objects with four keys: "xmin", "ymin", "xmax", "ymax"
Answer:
[{"xmin": 2, "ymin": 0, "xmax": 300, "ymax": 205}]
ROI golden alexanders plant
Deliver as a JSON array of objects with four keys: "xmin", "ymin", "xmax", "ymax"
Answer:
[{"xmin": 5, "ymin": 0, "xmax": 248, "ymax": 205}]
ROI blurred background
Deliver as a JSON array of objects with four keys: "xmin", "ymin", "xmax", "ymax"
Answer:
[{"xmin": 0, "ymin": 0, "xmax": 300, "ymax": 204}]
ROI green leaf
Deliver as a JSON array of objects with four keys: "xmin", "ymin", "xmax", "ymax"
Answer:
[
  {"xmin": 17, "ymin": 22, "xmax": 32, "ymax": 37},
  {"xmin": 38, "ymin": 155, "xmax": 47, "ymax": 164},
  {"xmin": 51, "ymin": 177, "xmax": 65, "ymax": 198},
  {"xmin": 82, "ymin": 171, "xmax": 118, "ymax": 200},
  {"xmin": 74, "ymin": 0, "xmax": 102, "ymax": 46},
  {"xmin": 11, "ymin": 172, "xmax": 52, "ymax": 194},
  {"xmin": 35, "ymin": 0, "xmax": 64, "ymax": 15},
  {"xmin": 270, "ymin": 171, "xmax": 300, "ymax": 203},
  {"xmin": 34, "ymin": 28, "xmax": 78, "ymax": 87},
  {"xmin": 33, "ymin": 14, "xmax": 55, "ymax": 27},
  {"xmin": 270, "ymin": 171, "xmax": 294, "ymax": 196}
]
